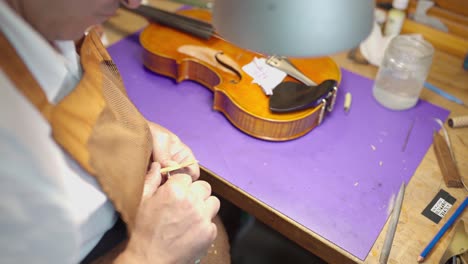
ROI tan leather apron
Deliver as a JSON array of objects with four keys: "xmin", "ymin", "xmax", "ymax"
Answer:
[
  {"xmin": 0, "ymin": 29, "xmax": 153, "ymax": 231},
  {"xmin": 0, "ymin": 29, "xmax": 230, "ymax": 263}
]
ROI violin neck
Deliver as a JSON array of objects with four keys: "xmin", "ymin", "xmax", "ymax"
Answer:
[{"xmin": 121, "ymin": 4, "xmax": 214, "ymax": 39}]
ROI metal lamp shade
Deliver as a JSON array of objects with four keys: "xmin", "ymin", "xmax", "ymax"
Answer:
[{"xmin": 212, "ymin": 0, "xmax": 375, "ymax": 57}]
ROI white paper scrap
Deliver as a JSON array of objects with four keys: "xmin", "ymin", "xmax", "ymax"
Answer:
[{"xmin": 242, "ymin": 57, "xmax": 287, "ymax": 95}]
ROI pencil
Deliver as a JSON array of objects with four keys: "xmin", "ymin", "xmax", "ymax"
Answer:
[
  {"xmin": 424, "ymin": 82, "xmax": 466, "ymax": 106},
  {"xmin": 417, "ymin": 196, "xmax": 468, "ymax": 262},
  {"xmin": 379, "ymin": 182, "xmax": 405, "ymax": 264}
]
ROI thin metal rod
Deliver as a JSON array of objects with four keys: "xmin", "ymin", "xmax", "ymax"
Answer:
[
  {"xmin": 402, "ymin": 119, "xmax": 415, "ymax": 152},
  {"xmin": 379, "ymin": 182, "xmax": 406, "ymax": 264}
]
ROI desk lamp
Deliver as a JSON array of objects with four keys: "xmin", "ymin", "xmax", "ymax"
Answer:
[{"xmin": 212, "ymin": 0, "xmax": 374, "ymax": 57}]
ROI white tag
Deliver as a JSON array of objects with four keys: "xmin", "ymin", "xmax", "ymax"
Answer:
[
  {"xmin": 242, "ymin": 57, "xmax": 287, "ymax": 95},
  {"xmin": 430, "ymin": 198, "xmax": 453, "ymax": 218}
]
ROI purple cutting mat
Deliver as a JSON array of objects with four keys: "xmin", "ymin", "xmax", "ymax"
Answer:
[{"xmin": 108, "ymin": 33, "xmax": 449, "ymax": 260}]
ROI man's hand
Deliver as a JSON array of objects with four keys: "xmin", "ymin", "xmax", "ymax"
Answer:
[
  {"xmin": 147, "ymin": 121, "xmax": 200, "ymax": 181},
  {"xmin": 113, "ymin": 123, "xmax": 217, "ymax": 264},
  {"xmin": 119, "ymin": 168, "xmax": 220, "ymax": 264}
]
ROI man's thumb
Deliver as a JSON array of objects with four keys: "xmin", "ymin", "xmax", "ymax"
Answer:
[{"xmin": 142, "ymin": 162, "xmax": 162, "ymax": 200}]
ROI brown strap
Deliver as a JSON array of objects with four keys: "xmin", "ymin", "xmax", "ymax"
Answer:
[{"xmin": 0, "ymin": 31, "xmax": 52, "ymax": 121}]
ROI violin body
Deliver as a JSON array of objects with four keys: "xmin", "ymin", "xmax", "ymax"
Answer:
[{"xmin": 139, "ymin": 9, "xmax": 341, "ymax": 141}]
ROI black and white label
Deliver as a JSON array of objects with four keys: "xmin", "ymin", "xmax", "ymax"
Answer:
[
  {"xmin": 430, "ymin": 198, "xmax": 453, "ymax": 218},
  {"xmin": 422, "ymin": 189, "xmax": 456, "ymax": 224}
]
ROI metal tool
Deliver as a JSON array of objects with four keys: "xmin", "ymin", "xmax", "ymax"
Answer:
[
  {"xmin": 266, "ymin": 55, "xmax": 317, "ymax": 86},
  {"xmin": 379, "ymin": 183, "xmax": 406, "ymax": 264}
]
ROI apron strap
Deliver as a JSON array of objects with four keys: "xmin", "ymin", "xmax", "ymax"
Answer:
[{"xmin": 0, "ymin": 32, "xmax": 53, "ymax": 121}]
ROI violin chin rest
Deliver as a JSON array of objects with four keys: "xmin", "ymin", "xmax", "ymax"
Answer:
[{"xmin": 269, "ymin": 80, "xmax": 337, "ymax": 113}]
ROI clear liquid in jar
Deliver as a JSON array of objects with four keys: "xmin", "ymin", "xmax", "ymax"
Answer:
[{"xmin": 373, "ymin": 74, "xmax": 424, "ymax": 110}]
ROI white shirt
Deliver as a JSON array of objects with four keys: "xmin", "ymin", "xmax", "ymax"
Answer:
[{"xmin": 0, "ymin": 1, "xmax": 117, "ymax": 263}]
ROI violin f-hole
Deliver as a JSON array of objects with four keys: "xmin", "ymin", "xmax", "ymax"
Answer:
[{"xmin": 215, "ymin": 52, "xmax": 242, "ymax": 84}]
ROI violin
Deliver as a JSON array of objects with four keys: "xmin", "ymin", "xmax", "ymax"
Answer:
[{"xmin": 125, "ymin": 5, "xmax": 341, "ymax": 141}]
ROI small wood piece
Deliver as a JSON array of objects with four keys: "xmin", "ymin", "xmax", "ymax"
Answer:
[
  {"xmin": 433, "ymin": 132, "xmax": 463, "ymax": 188},
  {"xmin": 160, "ymin": 160, "xmax": 198, "ymax": 174},
  {"xmin": 344, "ymin": 92, "xmax": 352, "ymax": 113}
]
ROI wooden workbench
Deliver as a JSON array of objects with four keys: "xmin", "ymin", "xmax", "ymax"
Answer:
[{"xmin": 103, "ymin": 1, "xmax": 468, "ymax": 263}]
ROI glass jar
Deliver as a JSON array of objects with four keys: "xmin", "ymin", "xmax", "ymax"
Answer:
[{"xmin": 372, "ymin": 35, "xmax": 434, "ymax": 110}]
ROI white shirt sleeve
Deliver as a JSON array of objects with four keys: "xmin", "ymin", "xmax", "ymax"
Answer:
[{"xmin": 0, "ymin": 134, "xmax": 79, "ymax": 264}]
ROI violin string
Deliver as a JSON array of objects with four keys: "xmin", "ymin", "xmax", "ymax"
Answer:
[
  {"xmin": 123, "ymin": 5, "xmax": 231, "ymax": 41},
  {"xmin": 154, "ymin": 13, "xmax": 226, "ymax": 40},
  {"xmin": 151, "ymin": 14, "xmax": 214, "ymax": 39},
  {"xmin": 124, "ymin": 5, "xmax": 215, "ymax": 39}
]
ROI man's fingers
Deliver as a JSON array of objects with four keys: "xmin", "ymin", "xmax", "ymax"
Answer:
[
  {"xmin": 165, "ymin": 173, "xmax": 193, "ymax": 199},
  {"xmin": 160, "ymin": 159, "xmax": 179, "ymax": 169},
  {"xmin": 160, "ymin": 159, "xmax": 200, "ymax": 181},
  {"xmin": 142, "ymin": 162, "xmax": 162, "ymax": 200},
  {"xmin": 164, "ymin": 176, "xmax": 219, "ymax": 219},
  {"xmin": 168, "ymin": 146, "xmax": 190, "ymax": 162},
  {"xmin": 170, "ymin": 147, "xmax": 200, "ymax": 181},
  {"xmin": 166, "ymin": 165, "xmax": 199, "ymax": 181},
  {"xmin": 190, "ymin": 180, "xmax": 211, "ymax": 201},
  {"xmin": 204, "ymin": 196, "xmax": 220, "ymax": 220}
]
